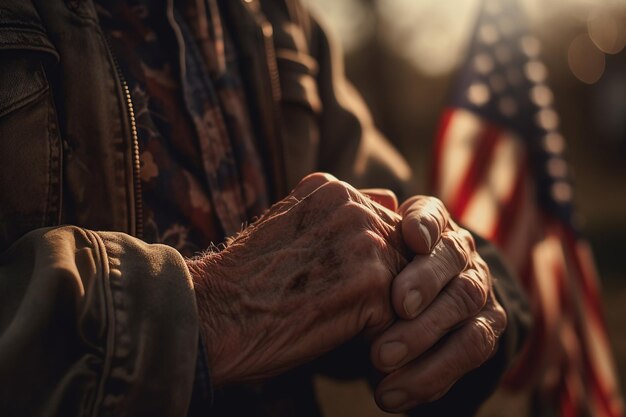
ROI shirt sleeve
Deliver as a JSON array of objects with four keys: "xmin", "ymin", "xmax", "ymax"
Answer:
[{"xmin": 0, "ymin": 226, "xmax": 199, "ymax": 417}]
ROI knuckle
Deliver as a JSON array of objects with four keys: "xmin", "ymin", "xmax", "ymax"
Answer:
[
  {"xmin": 466, "ymin": 319, "xmax": 497, "ymax": 364},
  {"xmin": 315, "ymin": 180, "xmax": 351, "ymax": 203},
  {"xmin": 351, "ymin": 229, "xmax": 385, "ymax": 258},
  {"xmin": 298, "ymin": 172, "xmax": 332, "ymax": 188},
  {"xmin": 459, "ymin": 228, "xmax": 476, "ymax": 252},
  {"xmin": 293, "ymin": 173, "xmax": 338, "ymax": 200},
  {"xmin": 424, "ymin": 196, "xmax": 445, "ymax": 212},
  {"xmin": 364, "ymin": 296, "xmax": 393, "ymax": 332},
  {"xmin": 428, "ymin": 197, "xmax": 449, "ymax": 221},
  {"xmin": 472, "ymin": 255, "xmax": 490, "ymax": 277},
  {"xmin": 368, "ymin": 261, "xmax": 393, "ymax": 289},
  {"xmin": 426, "ymin": 261, "xmax": 452, "ymax": 287},
  {"xmin": 340, "ymin": 201, "xmax": 373, "ymax": 223},
  {"xmin": 453, "ymin": 273, "xmax": 488, "ymax": 315},
  {"xmin": 489, "ymin": 302, "xmax": 508, "ymax": 334},
  {"xmin": 441, "ymin": 233, "xmax": 470, "ymax": 270},
  {"xmin": 413, "ymin": 315, "xmax": 441, "ymax": 346},
  {"xmin": 423, "ymin": 197, "xmax": 448, "ymax": 228}
]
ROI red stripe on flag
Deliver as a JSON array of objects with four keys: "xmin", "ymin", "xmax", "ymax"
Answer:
[
  {"xmin": 563, "ymin": 230, "xmax": 608, "ymax": 333},
  {"xmin": 430, "ymin": 107, "xmax": 456, "ymax": 195},
  {"xmin": 574, "ymin": 295, "xmax": 616, "ymax": 417},
  {"xmin": 561, "ymin": 380, "xmax": 580, "ymax": 417},
  {"xmin": 448, "ymin": 124, "xmax": 501, "ymax": 219},
  {"xmin": 561, "ymin": 226, "xmax": 621, "ymax": 417},
  {"xmin": 552, "ymin": 233, "xmax": 583, "ymax": 417},
  {"xmin": 544, "ymin": 220, "xmax": 620, "ymax": 417}
]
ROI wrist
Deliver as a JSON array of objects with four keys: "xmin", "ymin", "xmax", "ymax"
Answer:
[{"xmin": 186, "ymin": 253, "xmax": 236, "ymax": 387}]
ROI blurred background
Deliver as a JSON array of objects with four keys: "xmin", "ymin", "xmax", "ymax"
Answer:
[{"xmin": 302, "ymin": 0, "xmax": 626, "ymax": 415}]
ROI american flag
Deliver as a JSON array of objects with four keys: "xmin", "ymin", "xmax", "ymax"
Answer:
[{"xmin": 430, "ymin": 0, "xmax": 624, "ymax": 416}]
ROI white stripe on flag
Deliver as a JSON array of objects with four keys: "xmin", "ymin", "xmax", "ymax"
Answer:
[{"xmin": 460, "ymin": 130, "xmax": 525, "ymax": 238}]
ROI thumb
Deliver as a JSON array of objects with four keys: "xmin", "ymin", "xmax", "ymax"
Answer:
[{"xmin": 360, "ymin": 189, "xmax": 399, "ymax": 212}]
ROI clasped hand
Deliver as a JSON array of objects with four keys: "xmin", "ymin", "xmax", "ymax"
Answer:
[{"xmin": 188, "ymin": 173, "xmax": 507, "ymax": 412}]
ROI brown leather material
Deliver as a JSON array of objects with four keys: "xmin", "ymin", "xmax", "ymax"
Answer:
[
  {"xmin": 0, "ymin": 54, "xmax": 61, "ymax": 252},
  {"xmin": 34, "ymin": 0, "xmax": 140, "ymax": 237},
  {"xmin": 0, "ymin": 1, "xmax": 529, "ymax": 416},
  {"xmin": 0, "ymin": 227, "xmax": 198, "ymax": 417},
  {"xmin": 0, "ymin": 0, "xmax": 59, "ymax": 59}
]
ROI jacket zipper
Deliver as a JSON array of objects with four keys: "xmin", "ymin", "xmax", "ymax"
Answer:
[
  {"xmin": 122, "ymin": 79, "xmax": 144, "ymax": 238},
  {"xmin": 256, "ymin": 17, "xmax": 288, "ymax": 198},
  {"xmin": 104, "ymin": 36, "xmax": 144, "ymax": 238},
  {"xmin": 260, "ymin": 21, "xmax": 281, "ymax": 105}
]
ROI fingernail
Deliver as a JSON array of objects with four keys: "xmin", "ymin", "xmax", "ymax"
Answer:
[
  {"xmin": 419, "ymin": 223, "xmax": 432, "ymax": 251},
  {"xmin": 380, "ymin": 390, "xmax": 408, "ymax": 410},
  {"xmin": 403, "ymin": 290, "xmax": 422, "ymax": 318},
  {"xmin": 380, "ymin": 341, "xmax": 408, "ymax": 367}
]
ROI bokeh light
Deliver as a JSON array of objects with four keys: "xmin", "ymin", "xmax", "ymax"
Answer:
[
  {"xmin": 547, "ymin": 157, "xmax": 568, "ymax": 178},
  {"xmin": 568, "ymin": 33, "xmax": 606, "ymax": 85},
  {"xmin": 467, "ymin": 82, "xmax": 491, "ymax": 106},
  {"xmin": 536, "ymin": 108, "xmax": 560, "ymax": 130},
  {"xmin": 543, "ymin": 132, "xmax": 566, "ymax": 154},
  {"xmin": 587, "ymin": 9, "xmax": 626, "ymax": 55},
  {"xmin": 551, "ymin": 181, "xmax": 573, "ymax": 203},
  {"xmin": 530, "ymin": 85, "xmax": 554, "ymax": 108},
  {"xmin": 474, "ymin": 53, "xmax": 495, "ymax": 74},
  {"xmin": 520, "ymin": 35, "xmax": 541, "ymax": 58},
  {"xmin": 524, "ymin": 60, "xmax": 548, "ymax": 83}
]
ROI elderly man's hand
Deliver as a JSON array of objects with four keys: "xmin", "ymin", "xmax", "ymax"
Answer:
[
  {"xmin": 188, "ymin": 173, "xmax": 408, "ymax": 386},
  {"xmin": 189, "ymin": 172, "xmax": 506, "ymax": 403},
  {"xmin": 368, "ymin": 195, "xmax": 508, "ymax": 412}
]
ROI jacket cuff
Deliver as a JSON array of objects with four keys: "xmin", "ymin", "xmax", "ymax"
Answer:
[{"xmin": 96, "ymin": 230, "xmax": 200, "ymax": 416}]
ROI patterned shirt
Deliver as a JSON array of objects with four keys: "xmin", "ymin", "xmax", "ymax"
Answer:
[
  {"xmin": 95, "ymin": 0, "xmax": 270, "ymax": 258},
  {"xmin": 94, "ymin": 2, "xmax": 315, "ymax": 415}
]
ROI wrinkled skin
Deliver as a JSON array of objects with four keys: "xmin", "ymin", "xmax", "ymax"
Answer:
[
  {"xmin": 188, "ymin": 173, "xmax": 507, "ymax": 412},
  {"xmin": 370, "ymin": 195, "xmax": 507, "ymax": 411}
]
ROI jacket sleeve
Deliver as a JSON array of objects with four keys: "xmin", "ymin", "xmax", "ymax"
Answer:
[
  {"xmin": 0, "ymin": 226, "xmax": 199, "ymax": 417},
  {"xmin": 308, "ymin": 11, "xmax": 413, "ymax": 199}
]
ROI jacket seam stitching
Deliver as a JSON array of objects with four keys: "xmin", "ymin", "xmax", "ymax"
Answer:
[
  {"xmin": 85, "ymin": 230, "xmax": 116, "ymax": 417},
  {"xmin": 0, "ymin": 85, "xmax": 48, "ymax": 119}
]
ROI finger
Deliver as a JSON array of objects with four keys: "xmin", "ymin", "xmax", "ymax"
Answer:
[
  {"xmin": 371, "ymin": 268, "xmax": 488, "ymax": 373},
  {"xmin": 330, "ymin": 183, "xmax": 407, "ymax": 258},
  {"xmin": 360, "ymin": 188, "xmax": 399, "ymax": 212},
  {"xmin": 374, "ymin": 306, "xmax": 506, "ymax": 412},
  {"xmin": 390, "ymin": 231, "xmax": 470, "ymax": 320},
  {"xmin": 398, "ymin": 196, "xmax": 450, "ymax": 254},
  {"xmin": 340, "ymin": 182, "xmax": 400, "ymax": 226},
  {"xmin": 303, "ymin": 181, "xmax": 408, "ymax": 265}
]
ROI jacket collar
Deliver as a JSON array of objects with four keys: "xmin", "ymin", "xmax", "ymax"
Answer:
[{"xmin": 0, "ymin": 0, "xmax": 59, "ymax": 62}]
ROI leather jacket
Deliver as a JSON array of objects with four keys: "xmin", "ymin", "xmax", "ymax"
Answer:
[{"xmin": 0, "ymin": 1, "xmax": 530, "ymax": 416}]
